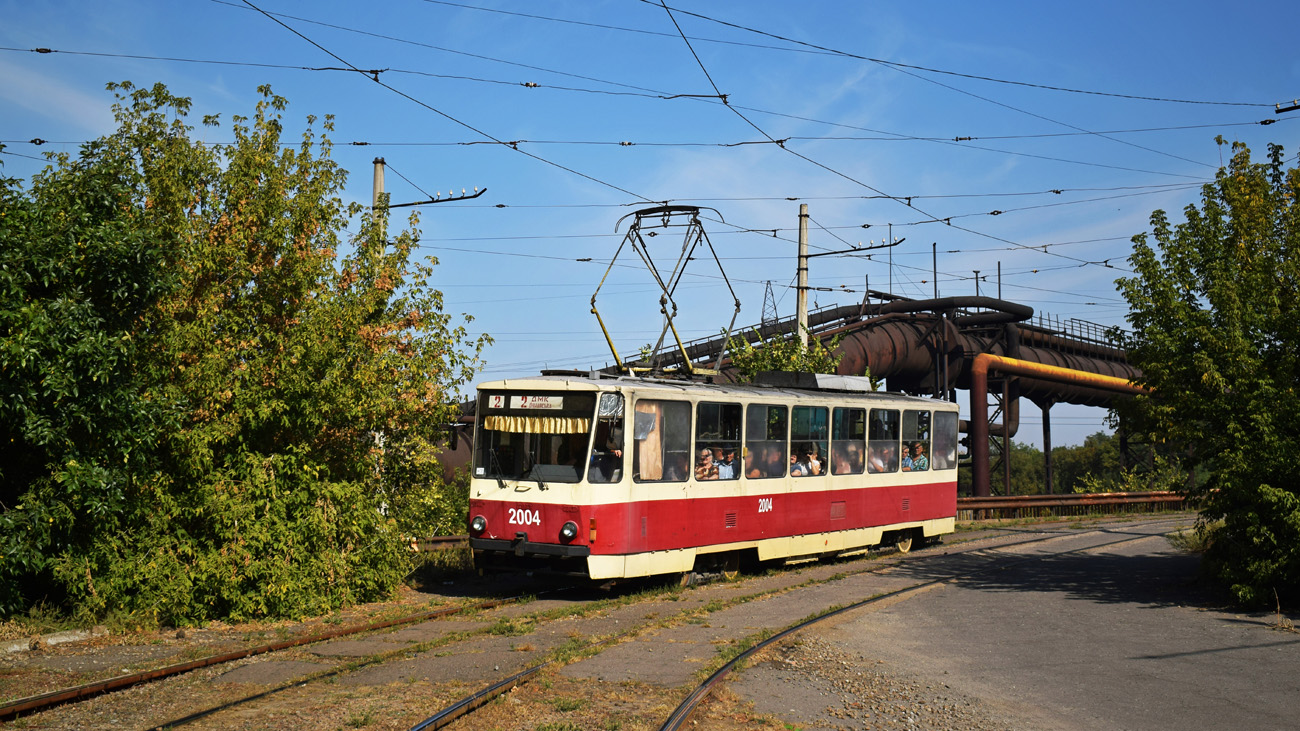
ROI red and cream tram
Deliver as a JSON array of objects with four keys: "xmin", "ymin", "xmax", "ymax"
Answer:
[{"xmin": 467, "ymin": 372, "xmax": 960, "ymax": 580}]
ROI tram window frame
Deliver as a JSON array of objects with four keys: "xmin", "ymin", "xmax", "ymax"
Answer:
[
  {"xmin": 831, "ymin": 407, "xmax": 866, "ymax": 475},
  {"xmin": 791, "ymin": 405, "xmax": 829, "ymax": 478},
  {"xmin": 474, "ymin": 390, "xmax": 597, "ymax": 484},
  {"xmin": 744, "ymin": 404, "xmax": 788, "ymax": 479},
  {"xmin": 867, "ymin": 408, "xmax": 900, "ymax": 474},
  {"xmin": 932, "ymin": 410, "xmax": 959, "ymax": 471},
  {"xmin": 695, "ymin": 402, "xmax": 741, "ymax": 481},
  {"xmin": 589, "ymin": 392, "xmax": 626, "ymax": 484},
  {"xmin": 632, "ymin": 398, "xmax": 692, "ymax": 483},
  {"xmin": 902, "ymin": 409, "xmax": 932, "ymax": 472}
]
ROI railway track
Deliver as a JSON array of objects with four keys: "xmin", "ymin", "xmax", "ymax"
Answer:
[
  {"xmin": 405, "ymin": 517, "xmax": 1192, "ymax": 731},
  {"xmin": 0, "ymin": 584, "xmax": 557, "ymax": 723},
  {"xmin": 654, "ymin": 517, "xmax": 1192, "ymax": 730},
  {"xmin": 0, "ymin": 516, "xmax": 1192, "ymax": 729}
]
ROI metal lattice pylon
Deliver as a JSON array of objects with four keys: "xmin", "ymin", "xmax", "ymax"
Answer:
[{"xmin": 761, "ymin": 280, "xmax": 779, "ymax": 327}]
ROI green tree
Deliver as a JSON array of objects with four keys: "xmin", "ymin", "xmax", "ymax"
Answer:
[
  {"xmin": 725, "ymin": 329, "xmax": 849, "ymax": 384},
  {"xmin": 0, "ymin": 82, "xmax": 488, "ymax": 623},
  {"xmin": 1117, "ymin": 140, "xmax": 1300, "ymax": 605},
  {"xmin": 0, "ymin": 134, "xmax": 180, "ymax": 616},
  {"xmin": 957, "ymin": 440, "xmax": 1045, "ymax": 496},
  {"xmin": 1052, "ymin": 431, "xmax": 1124, "ymax": 492}
]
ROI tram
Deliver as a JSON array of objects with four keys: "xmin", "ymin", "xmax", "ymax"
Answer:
[{"xmin": 466, "ymin": 371, "xmax": 960, "ymax": 580}]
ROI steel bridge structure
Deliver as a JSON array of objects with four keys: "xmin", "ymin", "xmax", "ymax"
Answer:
[{"xmin": 625, "ymin": 291, "xmax": 1146, "ymax": 498}]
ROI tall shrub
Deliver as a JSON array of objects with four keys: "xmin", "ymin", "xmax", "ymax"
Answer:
[
  {"xmin": 0, "ymin": 83, "xmax": 488, "ymax": 623},
  {"xmin": 1118, "ymin": 140, "xmax": 1300, "ymax": 605}
]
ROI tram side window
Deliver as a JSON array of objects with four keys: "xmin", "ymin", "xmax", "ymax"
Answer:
[
  {"xmin": 632, "ymin": 399, "xmax": 691, "ymax": 482},
  {"xmin": 744, "ymin": 404, "xmax": 788, "ymax": 479},
  {"xmin": 791, "ymin": 405, "xmax": 829, "ymax": 477},
  {"xmin": 695, "ymin": 402, "xmax": 741, "ymax": 481},
  {"xmin": 932, "ymin": 410, "xmax": 959, "ymax": 471},
  {"xmin": 589, "ymin": 393, "xmax": 625, "ymax": 484},
  {"xmin": 831, "ymin": 407, "xmax": 866, "ymax": 475},
  {"xmin": 867, "ymin": 408, "xmax": 900, "ymax": 473},
  {"xmin": 902, "ymin": 409, "xmax": 932, "ymax": 471}
]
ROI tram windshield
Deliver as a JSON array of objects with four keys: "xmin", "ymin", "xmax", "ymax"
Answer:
[{"xmin": 474, "ymin": 391, "xmax": 597, "ymax": 484}]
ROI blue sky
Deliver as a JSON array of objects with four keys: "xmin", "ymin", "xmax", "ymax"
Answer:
[{"xmin": 3, "ymin": 1, "xmax": 1299, "ymax": 447}]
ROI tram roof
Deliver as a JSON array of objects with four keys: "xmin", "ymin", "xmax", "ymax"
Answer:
[{"xmin": 477, "ymin": 371, "xmax": 955, "ymax": 408}]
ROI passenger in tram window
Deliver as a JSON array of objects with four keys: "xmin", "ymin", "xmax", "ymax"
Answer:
[
  {"xmin": 847, "ymin": 443, "xmax": 864, "ymax": 472},
  {"xmin": 790, "ymin": 447, "xmax": 807, "ymax": 477},
  {"xmin": 832, "ymin": 447, "xmax": 852, "ymax": 475},
  {"xmin": 558, "ymin": 433, "xmax": 586, "ymax": 470},
  {"xmin": 833, "ymin": 442, "xmax": 863, "ymax": 474},
  {"xmin": 589, "ymin": 426, "xmax": 623, "ymax": 483},
  {"xmin": 664, "ymin": 453, "xmax": 689, "ymax": 482},
  {"xmin": 910, "ymin": 442, "xmax": 929, "ymax": 471},
  {"xmin": 868, "ymin": 446, "xmax": 886, "ymax": 473},
  {"xmin": 695, "ymin": 447, "xmax": 719, "ymax": 481},
  {"xmin": 791, "ymin": 444, "xmax": 819, "ymax": 477},
  {"xmin": 886, "ymin": 444, "xmax": 900, "ymax": 471},
  {"xmin": 715, "ymin": 447, "xmax": 737, "ymax": 480},
  {"xmin": 807, "ymin": 443, "xmax": 823, "ymax": 475},
  {"xmin": 901, "ymin": 443, "xmax": 914, "ymax": 471},
  {"xmin": 766, "ymin": 447, "xmax": 786, "ymax": 477},
  {"xmin": 744, "ymin": 447, "xmax": 763, "ymax": 478}
]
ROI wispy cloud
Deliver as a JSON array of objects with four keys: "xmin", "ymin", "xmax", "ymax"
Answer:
[{"xmin": 0, "ymin": 58, "xmax": 115, "ymax": 135}]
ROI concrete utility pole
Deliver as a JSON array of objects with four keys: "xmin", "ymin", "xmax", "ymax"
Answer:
[
  {"xmin": 797, "ymin": 204, "xmax": 809, "ymax": 347},
  {"xmin": 372, "ymin": 157, "xmax": 386, "ymax": 209},
  {"xmin": 932, "ymin": 242, "xmax": 938, "ymax": 299}
]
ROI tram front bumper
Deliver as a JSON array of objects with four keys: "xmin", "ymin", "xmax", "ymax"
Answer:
[{"xmin": 470, "ymin": 534, "xmax": 591, "ymax": 558}]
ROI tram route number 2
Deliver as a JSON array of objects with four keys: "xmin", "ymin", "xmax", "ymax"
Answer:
[
  {"xmin": 758, "ymin": 498, "xmax": 773, "ymax": 513},
  {"xmin": 508, "ymin": 507, "xmax": 542, "ymax": 526}
]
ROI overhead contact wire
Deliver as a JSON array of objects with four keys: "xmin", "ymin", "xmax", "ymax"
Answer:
[{"xmin": 238, "ymin": 0, "xmax": 653, "ymax": 204}]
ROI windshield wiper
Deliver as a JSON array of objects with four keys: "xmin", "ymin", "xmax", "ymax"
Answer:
[
  {"xmin": 523, "ymin": 451, "xmax": 548, "ymax": 491},
  {"xmin": 487, "ymin": 448, "xmax": 507, "ymax": 489}
]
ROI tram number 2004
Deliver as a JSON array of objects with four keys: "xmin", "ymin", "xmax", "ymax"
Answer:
[{"xmin": 508, "ymin": 507, "xmax": 542, "ymax": 526}]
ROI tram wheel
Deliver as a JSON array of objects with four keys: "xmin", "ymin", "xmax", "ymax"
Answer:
[{"xmin": 894, "ymin": 530, "xmax": 914, "ymax": 554}]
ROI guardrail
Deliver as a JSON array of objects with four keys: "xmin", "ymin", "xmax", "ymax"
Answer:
[
  {"xmin": 410, "ymin": 536, "xmax": 470, "ymax": 552},
  {"xmin": 957, "ymin": 491, "xmax": 1186, "ymax": 520}
]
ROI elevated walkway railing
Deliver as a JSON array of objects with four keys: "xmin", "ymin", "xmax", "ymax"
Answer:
[{"xmin": 957, "ymin": 491, "xmax": 1185, "ymax": 520}]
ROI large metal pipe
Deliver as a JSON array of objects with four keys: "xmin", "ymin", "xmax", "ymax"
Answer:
[
  {"xmin": 969, "ymin": 354, "xmax": 1149, "ymax": 497},
  {"xmin": 831, "ymin": 318, "xmax": 1140, "ymax": 407},
  {"xmin": 877, "ymin": 295, "xmax": 1033, "ymax": 324}
]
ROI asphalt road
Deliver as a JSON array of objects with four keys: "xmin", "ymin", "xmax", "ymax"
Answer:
[{"xmin": 781, "ymin": 522, "xmax": 1300, "ymax": 730}]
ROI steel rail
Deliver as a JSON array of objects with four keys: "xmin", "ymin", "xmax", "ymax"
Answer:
[
  {"xmin": 405, "ymin": 520, "xmax": 1185, "ymax": 731},
  {"xmin": 403, "ymin": 621, "xmax": 652, "ymax": 731},
  {"xmin": 144, "ymin": 579, "xmax": 599, "ymax": 729},
  {"xmin": 657, "ymin": 519, "xmax": 1189, "ymax": 730},
  {"xmin": 0, "ymin": 596, "xmax": 516, "ymax": 722},
  {"xmin": 409, "ymin": 661, "xmax": 553, "ymax": 731}
]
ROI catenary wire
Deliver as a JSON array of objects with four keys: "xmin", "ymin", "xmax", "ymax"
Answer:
[
  {"xmin": 638, "ymin": 0, "xmax": 1273, "ymax": 108},
  {"xmin": 652, "ymin": 2, "xmax": 1141, "ymax": 274},
  {"xmin": 648, "ymin": 2, "xmax": 1218, "ymax": 169},
  {"xmin": 236, "ymin": 0, "xmax": 654, "ymax": 204}
]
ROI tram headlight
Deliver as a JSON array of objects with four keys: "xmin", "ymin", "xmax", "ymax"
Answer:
[
  {"xmin": 470, "ymin": 515, "xmax": 487, "ymax": 534},
  {"xmin": 559, "ymin": 521, "xmax": 578, "ymax": 543}
]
